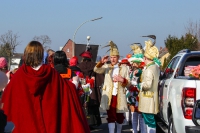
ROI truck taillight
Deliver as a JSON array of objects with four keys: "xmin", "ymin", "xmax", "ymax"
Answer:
[{"xmin": 181, "ymin": 88, "xmax": 196, "ymax": 119}]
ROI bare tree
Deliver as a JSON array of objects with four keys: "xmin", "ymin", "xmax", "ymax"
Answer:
[
  {"xmin": 185, "ymin": 20, "xmax": 200, "ymax": 50},
  {"xmin": 0, "ymin": 30, "xmax": 20, "ymax": 69},
  {"xmin": 33, "ymin": 35, "xmax": 51, "ymax": 50}
]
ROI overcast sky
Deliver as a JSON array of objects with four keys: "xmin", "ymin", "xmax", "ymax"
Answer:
[{"xmin": 0, "ymin": 1, "xmax": 200, "ymax": 58}]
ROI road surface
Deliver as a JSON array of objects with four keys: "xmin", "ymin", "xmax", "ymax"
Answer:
[{"xmin": 90, "ymin": 108, "xmax": 165, "ymax": 133}]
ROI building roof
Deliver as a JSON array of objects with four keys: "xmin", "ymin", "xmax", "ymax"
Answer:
[
  {"xmin": 13, "ymin": 53, "xmax": 23, "ymax": 59},
  {"xmin": 75, "ymin": 44, "xmax": 99, "ymax": 62},
  {"xmin": 62, "ymin": 39, "xmax": 72, "ymax": 51},
  {"xmin": 158, "ymin": 47, "xmax": 168, "ymax": 58},
  {"xmin": 62, "ymin": 39, "xmax": 99, "ymax": 62}
]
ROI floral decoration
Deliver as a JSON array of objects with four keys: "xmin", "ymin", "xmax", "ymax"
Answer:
[{"xmin": 189, "ymin": 65, "xmax": 200, "ymax": 79}]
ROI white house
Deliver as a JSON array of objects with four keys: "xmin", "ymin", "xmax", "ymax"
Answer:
[{"xmin": 10, "ymin": 53, "xmax": 23, "ymax": 71}]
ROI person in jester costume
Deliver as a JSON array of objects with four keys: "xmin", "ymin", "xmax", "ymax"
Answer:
[
  {"xmin": 94, "ymin": 41, "xmax": 130, "ymax": 133},
  {"xmin": 127, "ymin": 43, "xmax": 146, "ymax": 133},
  {"xmin": 138, "ymin": 35, "xmax": 161, "ymax": 133}
]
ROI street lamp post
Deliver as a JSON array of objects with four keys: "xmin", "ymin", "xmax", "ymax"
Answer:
[
  {"xmin": 72, "ymin": 17, "xmax": 102, "ymax": 56},
  {"xmin": 86, "ymin": 36, "xmax": 91, "ymax": 51},
  {"xmin": 87, "ymin": 36, "xmax": 90, "ymax": 46}
]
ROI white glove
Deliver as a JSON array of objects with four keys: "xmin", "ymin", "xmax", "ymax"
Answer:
[
  {"xmin": 131, "ymin": 76, "xmax": 138, "ymax": 86},
  {"xmin": 131, "ymin": 80, "xmax": 137, "ymax": 86}
]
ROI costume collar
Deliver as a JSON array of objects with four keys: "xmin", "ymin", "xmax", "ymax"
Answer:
[
  {"xmin": 146, "ymin": 62, "xmax": 155, "ymax": 68},
  {"xmin": 113, "ymin": 64, "xmax": 119, "ymax": 68},
  {"xmin": 110, "ymin": 63, "xmax": 121, "ymax": 67}
]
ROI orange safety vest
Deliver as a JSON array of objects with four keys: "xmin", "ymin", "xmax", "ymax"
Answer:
[{"xmin": 60, "ymin": 68, "xmax": 72, "ymax": 79}]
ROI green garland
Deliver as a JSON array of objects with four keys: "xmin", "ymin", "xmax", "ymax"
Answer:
[
  {"xmin": 153, "ymin": 57, "xmax": 161, "ymax": 66},
  {"xmin": 133, "ymin": 53, "xmax": 144, "ymax": 58}
]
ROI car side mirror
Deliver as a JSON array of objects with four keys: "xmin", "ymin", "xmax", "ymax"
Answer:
[{"xmin": 192, "ymin": 100, "xmax": 200, "ymax": 126}]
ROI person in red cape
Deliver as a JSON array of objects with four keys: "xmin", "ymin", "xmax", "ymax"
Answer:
[{"xmin": 0, "ymin": 41, "xmax": 90, "ymax": 133}]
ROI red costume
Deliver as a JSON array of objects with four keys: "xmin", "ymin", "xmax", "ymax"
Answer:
[{"xmin": 1, "ymin": 64, "xmax": 90, "ymax": 133}]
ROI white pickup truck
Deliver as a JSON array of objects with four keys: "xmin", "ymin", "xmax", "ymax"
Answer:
[{"xmin": 158, "ymin": 49, "xmax": 200, "ymax": 133}]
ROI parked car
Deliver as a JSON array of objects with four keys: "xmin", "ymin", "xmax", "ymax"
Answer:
[
  {"xmin": 185, "ymin": 99, "xmax": 200, "ymax": 133},
  {"xmin": 158, "ymin": 49, "xmax": 200, "ymax": 133}
]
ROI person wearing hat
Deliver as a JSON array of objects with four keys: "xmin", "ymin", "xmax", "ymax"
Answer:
[
  {"xmin": 78, "ymin": 46, "xmax": 102, "ymax": 130},
  {"xmin": 138, "ymin": 39, "xmax": 161, "ymax": 133},
  {"xmin": 94, "ymin": 41, "xmax": 130, "ymax": 133},
  {"xmin": 0, "ymin": 57, "xmax": 11, "ymax": 90},
  {"xmin": 0, "ymin": 71, "xmax": 8, "ymax": 133},
  {"xmin": 0, "ymin": 57, "xmax": 10, "ymax": 79},
  {"xmin": 69, "ymin": 56, "xmax": 86, "ymax": 105},
  {"xmin": 69, "ymin": 56, "xmax": 81, "ymax": 75},
  {"xmin": 127, "ymin": 44, "xmax": 146, "ymax": 133},
  {"xmin": 0, "ymin": 57, "xmax": 8, "ymax": 74},
  {"xmin": 120, "ymin": 58, "xmax": 131, "ymax": 68}
]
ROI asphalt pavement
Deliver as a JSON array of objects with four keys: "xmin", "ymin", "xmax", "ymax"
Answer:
[
  {"xmin": 90, "ymin": 117, "xmax": 133, "ymax": 133},
  {"xmin": 90, "ymin": 108, "xmax": 165, "ymax": 133},
  {"xmin": 90, "ymin": 108, "xmax": 136, "ymax": 133}
]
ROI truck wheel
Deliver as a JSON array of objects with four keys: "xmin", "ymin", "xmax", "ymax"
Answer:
[{"xmin": 168, "ymin": 114, "xmax": 177, "ymax": 133}]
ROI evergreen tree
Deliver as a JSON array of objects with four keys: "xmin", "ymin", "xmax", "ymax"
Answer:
[
  {"xmin": 163, "ymin": 33, "xmax": 198, "ymax": 69},
  {"xmin": 165, "ymin": 33, "xmax": 198, "ymax": 59},
  {"xmin": 162, "ymin": 57, "xmax": 168, "ymax": 71}
]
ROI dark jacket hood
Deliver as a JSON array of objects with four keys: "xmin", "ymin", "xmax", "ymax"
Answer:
[{"xmin": 54, "ymin": 64, "xmax": 67, "ymax": 74}]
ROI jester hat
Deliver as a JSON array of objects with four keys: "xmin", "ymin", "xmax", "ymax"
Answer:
[
  {"xmin": 142, "ymin": 35, "xmax": 161, "ymax": 66},
  {"xmin": 128, "ymin": 42, "xmax": 144, "ymax": 64},
  {"xmin": 102, "ymin": 41, "xmax": 119, "ymax": 56}
]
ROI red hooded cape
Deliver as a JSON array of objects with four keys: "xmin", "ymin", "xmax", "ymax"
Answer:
[{"xmin": 1, "ymin": 64, "xmax": 90, "ymax": 133}]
